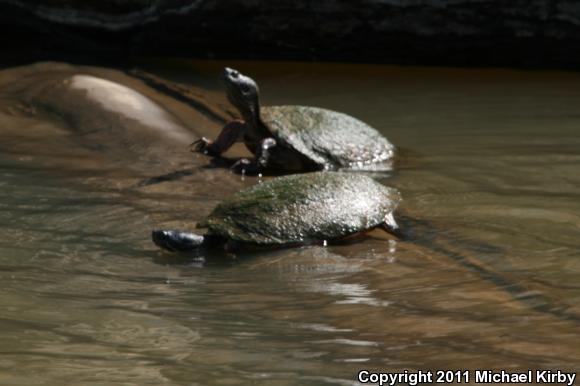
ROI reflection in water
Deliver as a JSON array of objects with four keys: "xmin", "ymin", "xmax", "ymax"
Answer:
[{"xmin": 1, "ymin": 61, "xmax": 580, "ymax": 385}]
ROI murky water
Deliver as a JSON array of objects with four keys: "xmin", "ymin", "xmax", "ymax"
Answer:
[{"xmin": 1, "ymin": 61, "xmax": 580, "ymax": 385}]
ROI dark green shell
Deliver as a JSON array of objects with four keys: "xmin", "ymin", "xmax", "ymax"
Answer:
[
  {"xmin": 197, "ymin": 172, "xmax": 400, "ymax": 245},
  {"xmin": 260, "ymin": 106, "xmax": 394, "ymax": 169}
]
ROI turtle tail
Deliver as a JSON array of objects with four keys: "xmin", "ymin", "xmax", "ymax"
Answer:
[{"xmin": 381, "ymin": 212, "xmax": 407, "ymax": 240}]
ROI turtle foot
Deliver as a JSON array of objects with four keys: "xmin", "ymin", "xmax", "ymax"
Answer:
[
  {"xmin": 231, "ymin": 158, "xmax": 260, "ymax": 176},
  {"xmin": 190, "ymin": 137, "xmax": 219, "ymax": 156},
  {"xmin": 230, "ymin": 137, "xmax": 276, "ymax": 175}
]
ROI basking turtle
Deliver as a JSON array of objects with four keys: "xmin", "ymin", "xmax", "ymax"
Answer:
[
  {"xmin": 152, "ymin": 172, "xmax": 401, "ymax": 252},
  {"xmin": 191, "ymin": 68, "xmax": 395, "ymax": 174}
]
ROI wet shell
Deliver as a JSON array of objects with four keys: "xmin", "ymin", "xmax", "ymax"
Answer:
[
  {"xmin": 261, "ymin": 106, "xmax": 395, "ymax": 169},
  {"xmin": 198, "ymin": 172, "xmax": 400, "ymax": 244}
]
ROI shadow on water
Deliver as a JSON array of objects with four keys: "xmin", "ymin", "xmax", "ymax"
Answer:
[
  {"xmin": 396, "ymin": 216, "xmax": 580, "ymax": 324},
  {"xmin": 135, "ymin": 156, "xmax": 246, "ymax": 187},
  {"xmin": 136, "ymin": 168, "xmax": 197, "ymax": 187}
]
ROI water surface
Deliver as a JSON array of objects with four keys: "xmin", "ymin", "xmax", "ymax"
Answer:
[{"xmin": 1, "ymin": 61, "xmax": 579, "ymax": 385}]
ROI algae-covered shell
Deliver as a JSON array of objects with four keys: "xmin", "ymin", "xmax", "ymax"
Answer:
[
  {"xmin": 198, "ymin": 172, "xmax": 401, "ymax": 245},
  {"xmin": 261, "ymin": 105, "xmax": 395, "ymax": 169}
]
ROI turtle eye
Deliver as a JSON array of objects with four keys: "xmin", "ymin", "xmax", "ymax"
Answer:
[{"xmin": 231, "ymin": 70, "xmax": 239, "ymax": 78}]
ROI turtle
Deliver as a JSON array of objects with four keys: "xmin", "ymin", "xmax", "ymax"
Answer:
[
  {"xmin": 152, "ymin": 171, "xmax": 401, "ymax": 252},
  {"xmin": 191, "ymin": 68, "xmax": 395, "ymax": 174}
]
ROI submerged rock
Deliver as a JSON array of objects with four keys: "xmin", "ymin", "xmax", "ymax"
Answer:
[{"xmin": 0, "ymin": 62, "xmax": 225, "ymax": 176}]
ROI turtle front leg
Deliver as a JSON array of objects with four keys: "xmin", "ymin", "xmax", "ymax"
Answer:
[
  {"xmin": 231, "ymin": 137, "xmax": 277, "ymax": 175},
  {"xmin": 190, "ymin": 119, "xmax": 246, "ymax": 157}
]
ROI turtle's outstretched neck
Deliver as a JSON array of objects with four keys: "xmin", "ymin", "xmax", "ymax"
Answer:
[
  {"xmin": 222, "ymin": 67, "xmax": 259, "ymax": 121},
  {"xmin": 152, "ymin": 230, "xmax": 222, "ymax": 252}
]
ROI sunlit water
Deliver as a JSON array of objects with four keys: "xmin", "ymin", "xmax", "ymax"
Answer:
[{"xmin": 1, "ymin": 62, "xmax": 580, "ymax": 385}]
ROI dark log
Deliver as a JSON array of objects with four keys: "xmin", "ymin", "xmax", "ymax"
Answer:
[{"xmin": 2, "ymin": 0, "xmax": 580, "ymax": 69}]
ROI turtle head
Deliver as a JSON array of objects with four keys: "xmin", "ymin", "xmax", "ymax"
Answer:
[
  {"xmin": 152, "ymin": 230, "xmax": 206, "ymax": 252},
  {"xmin": 222, "ymin": 67, "xmax": 260, "ymax": 122}
]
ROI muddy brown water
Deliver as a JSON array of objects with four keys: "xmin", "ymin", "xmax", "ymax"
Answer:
[{"xmin": 0, "ymin": 61, "xmax": 579, "ymax": 385}]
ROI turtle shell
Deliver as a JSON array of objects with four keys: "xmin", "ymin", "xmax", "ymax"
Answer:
[
  {"xmin": 260, "ymin": 106, "xmax": 395, "ymax": 169},
  {"xmin": 197, "ymin": 172, "xmax": 401, "ymax": 245}
]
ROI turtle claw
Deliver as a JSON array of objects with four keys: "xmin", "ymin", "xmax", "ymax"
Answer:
[{"xmin": 190, "ymin": 137, "xmax": 217, "ymax": 156}]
